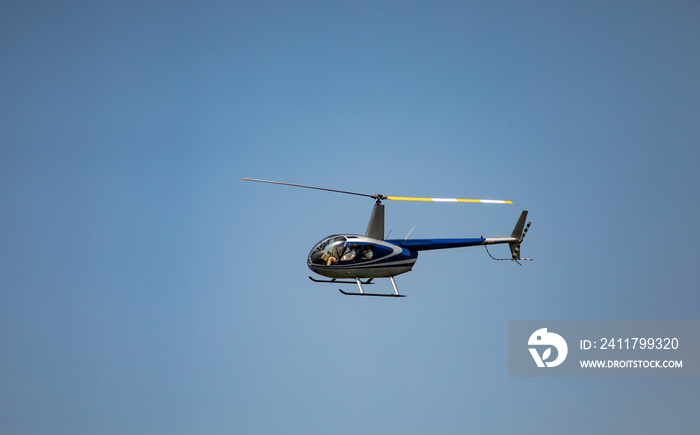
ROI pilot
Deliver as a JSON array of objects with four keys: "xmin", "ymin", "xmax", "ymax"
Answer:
[{"xmin": 326, "ymin": 243, "xmax": 344, "ymax": 265}]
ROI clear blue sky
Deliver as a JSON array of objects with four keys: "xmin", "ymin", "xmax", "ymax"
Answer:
[{"xmin": 2, "ymin": 1, "xmax": 699, "ymax": 433}]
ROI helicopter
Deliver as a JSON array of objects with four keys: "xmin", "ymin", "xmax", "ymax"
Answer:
[{"xmin": 243, "ymin": 177, "xmax": 532, "ymax": 297}]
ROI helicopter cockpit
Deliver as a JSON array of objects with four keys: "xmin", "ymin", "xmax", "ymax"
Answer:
[{"xmin": 308, "ymin": 236, "xmax": 378, "ymax": 266}]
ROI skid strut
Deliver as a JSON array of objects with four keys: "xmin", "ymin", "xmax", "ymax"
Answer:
[{"xmin": 337, "ymin": 277, "xmax": 406, "ymax": 297}]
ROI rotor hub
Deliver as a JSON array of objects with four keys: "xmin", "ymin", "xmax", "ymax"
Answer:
[{"xmin": 371, "ymin": 194, "xmax": 387, "ymax": 204}]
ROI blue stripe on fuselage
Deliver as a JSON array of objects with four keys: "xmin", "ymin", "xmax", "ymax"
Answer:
[{"xmin": 386, "ymin": 238, "xmax": 485, "ymax": 251}]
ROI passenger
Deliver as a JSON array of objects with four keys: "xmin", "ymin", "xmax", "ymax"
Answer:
[
  {"xmin": 361, "ymin": 246, "xmax": 374, "ymax": 260},
  {"xmin": 341, "ymin": 245, "xmax": 358, "ymax": 262}
]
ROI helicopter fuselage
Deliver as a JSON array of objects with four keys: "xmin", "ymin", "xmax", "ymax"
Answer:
[
  {"xmin": 307, "ymin": 234, "xmax": 497, "ymax": 279},
  {"xmin": 307, "ymin": 235, "xmax": 418, "ymax": 279}
]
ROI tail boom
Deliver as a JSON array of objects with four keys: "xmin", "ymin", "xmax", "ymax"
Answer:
[{"xmin": 386, "ymin": 210, "xmax": 532, "ymax": 262}]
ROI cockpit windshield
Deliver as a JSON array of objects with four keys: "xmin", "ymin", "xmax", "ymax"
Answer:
[{"xmin": 308, "ymin": 236, "xmax": 347, "ymax": 265}]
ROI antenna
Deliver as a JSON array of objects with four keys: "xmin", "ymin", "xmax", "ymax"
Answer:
[{"xmin": 404, "ymin": 225, "xmax": 416, "ymax": 240}]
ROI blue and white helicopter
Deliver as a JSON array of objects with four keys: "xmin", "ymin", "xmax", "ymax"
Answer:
[{"xmin": 244, "ymin": 178, "xmax": 532, "ymax": 297}]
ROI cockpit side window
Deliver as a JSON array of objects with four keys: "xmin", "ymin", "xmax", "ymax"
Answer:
[
  {"xmin": 360, "ymin": 245, "xmax": 374, "ymax": 260},
  {"xmin": 338, "ymin": 244, "xmax": 381, "ymax": 263},
  {"xmin": 339, "ymin": 243, "xmax": 361, "ymax": 263}
]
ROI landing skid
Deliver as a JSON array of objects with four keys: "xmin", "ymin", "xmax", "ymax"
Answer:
[
  {"xmin": 310, "ymin": 275, "xmax": 405, "ymax": 298},
  {"xmin": 309, "ymin": 276, "xmax": 375, "ymax": 285},
  {"xmin": 338, "ymin": 289, "xmax": 406, "ymax": 297}
]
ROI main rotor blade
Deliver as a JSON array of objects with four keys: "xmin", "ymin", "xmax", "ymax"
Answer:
[
  {"xmin": 242, "ymin": 178, "xmax": 375, "ymax": 199},
  {"xmin": 386, "ymin": 196, "xmax": 513, "ymax": 204},
  {"xmin": 243, "ymin": 178, "xmax": 512, "ymax": 204}
]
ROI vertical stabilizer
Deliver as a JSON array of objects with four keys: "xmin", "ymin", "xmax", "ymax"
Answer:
[
  {"xmin": 365, "ymin": 203, "xmax": 385, "ymax": 240},
  {"xmin": 509, "ymin": 210, "xmax": 529, "ymax": 260},
  {"xmin": 510, "ymin": 211, "xmax": 528, "ymax": 239}
]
